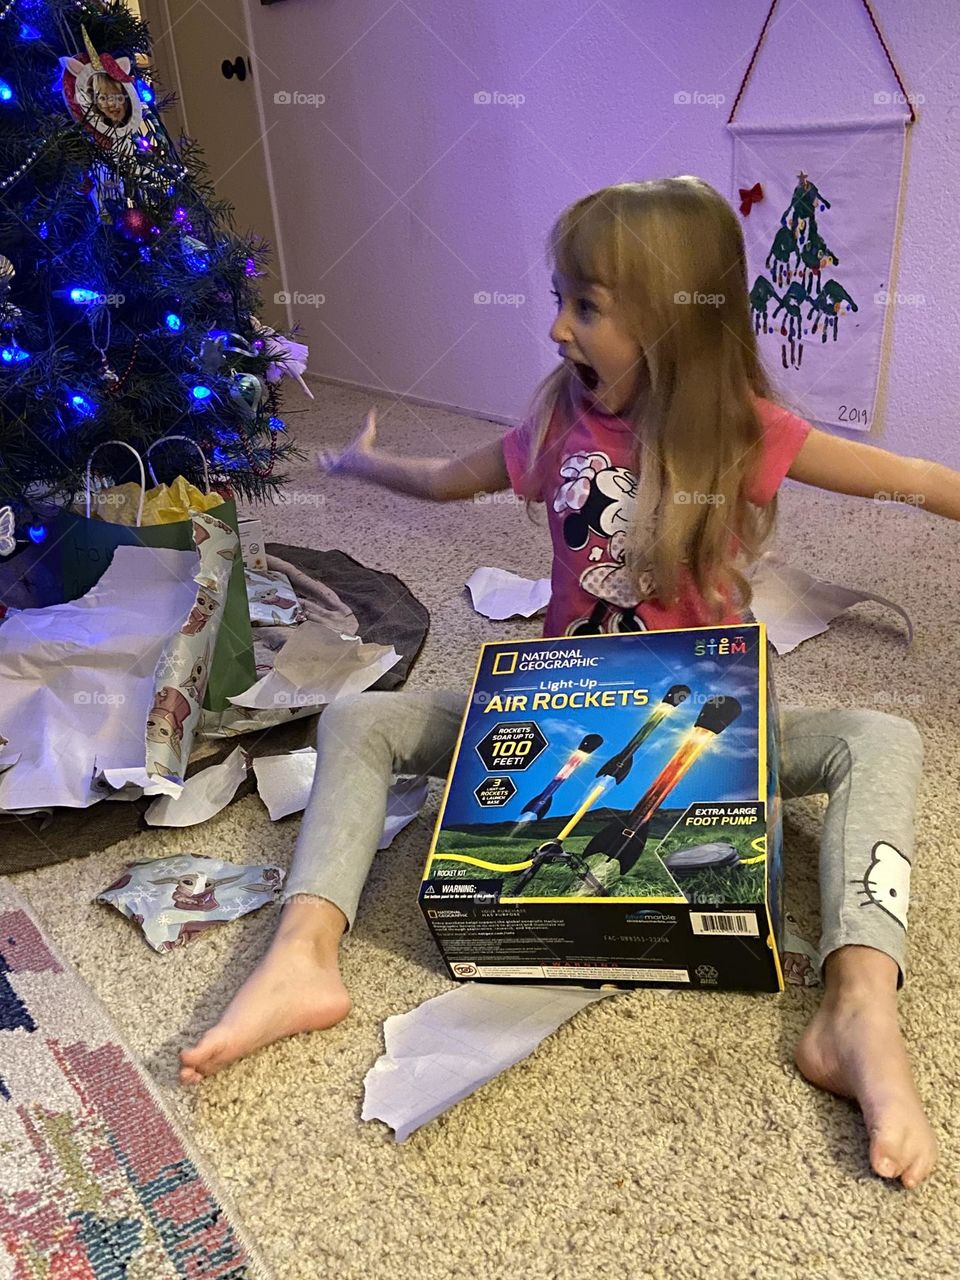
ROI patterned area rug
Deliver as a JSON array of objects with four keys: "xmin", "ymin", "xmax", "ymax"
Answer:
[{"xmin": 0, "ymin": 878, "xmax": 270, "ymax": 1278}]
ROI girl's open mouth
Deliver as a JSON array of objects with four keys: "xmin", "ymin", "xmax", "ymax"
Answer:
[{"xmin": 572, "ymin": 361, "xmax": 600, "ymax": 391}]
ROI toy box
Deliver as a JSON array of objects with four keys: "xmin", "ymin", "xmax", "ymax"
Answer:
[
  {"xmin": 419, "ymin": 624, "xmax": 784, "ymax": 992},
  {"xmin": 238, "ymin": 517, "xmax": 267, "ymax": 571}
]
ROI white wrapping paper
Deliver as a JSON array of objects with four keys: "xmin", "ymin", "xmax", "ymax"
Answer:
[{"xmin": 0, "ymin": 546, "xmax": 199, "ymax": 811}]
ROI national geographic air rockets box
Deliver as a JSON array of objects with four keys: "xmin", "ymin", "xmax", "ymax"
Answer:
[{"xmin": 419, "ymin": 624, "xmax": 784, "ymax": 992}]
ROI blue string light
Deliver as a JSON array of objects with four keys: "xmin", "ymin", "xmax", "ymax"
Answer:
[
  {"xmin": 191, "ymin": 384, "xmax": 212, "ymax": 401},
  {"xmin": 27, "ymin": 524, "xmax": 47, "ymax": 544},
  {"xmin": 1, "ymin": 343, "xmax": 29, "ymax": 363},
  {"xmin": 70, "ymin": 392, "xmax": 94, "ymax": 416},
  {"xmin": 19, "ymin": 22, "xmax": 41, "ymax": 39},
  {"xmin": 0, "ymin": 80, "xmax": 14, "ymax": 103},
  {"xmin": 164, "ymin": 313, "xmax": 183, "ymax": 332}
]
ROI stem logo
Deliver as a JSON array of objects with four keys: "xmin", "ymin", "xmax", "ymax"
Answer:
[{"xmin": 693, "ymin": 635, "xmax": 746, "ymax": 657}]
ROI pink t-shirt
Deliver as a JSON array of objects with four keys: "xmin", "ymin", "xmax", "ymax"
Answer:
[{"xmin": 502, "ymin": 393, "xmax": 812, "ymax": 637}]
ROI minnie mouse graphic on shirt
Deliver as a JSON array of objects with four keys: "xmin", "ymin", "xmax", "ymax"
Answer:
[{"xmin": 553, "ymin": 451, "xmax": 655, "ymax": 635}]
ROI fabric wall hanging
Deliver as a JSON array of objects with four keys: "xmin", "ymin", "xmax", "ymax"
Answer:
[{"xmin": 728, "ymin": 0, "xmax": 915, "ymax": 432}]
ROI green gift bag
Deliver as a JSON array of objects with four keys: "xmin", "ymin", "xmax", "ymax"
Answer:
[{"xmin": 43, "ymin": 439, "xmax": 256, "ymax": 712}]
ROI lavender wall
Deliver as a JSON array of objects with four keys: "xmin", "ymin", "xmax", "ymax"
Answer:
[{"xmin": 249, "ymin": 0, "xmax": 959, "ymax": 465}]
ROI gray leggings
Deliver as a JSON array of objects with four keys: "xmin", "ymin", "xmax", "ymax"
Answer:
[{"xmin": 285, "ymin": 693, "xmax": 923, "ymax": 978}]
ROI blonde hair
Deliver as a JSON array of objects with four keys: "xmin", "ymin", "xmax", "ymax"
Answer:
[{"xmin": 524, "ymin": 177, "xmax": 779, "ymax": 622}]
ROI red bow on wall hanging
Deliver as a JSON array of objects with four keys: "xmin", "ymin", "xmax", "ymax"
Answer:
[{"xmin": 739, "ymin": 183, "xmax": 764, "ymax": 216}]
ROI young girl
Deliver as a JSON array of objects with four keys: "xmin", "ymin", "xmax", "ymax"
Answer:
[{"xmin": 182, "ymin": 178, "xmax": 959, "ymax": 1189}]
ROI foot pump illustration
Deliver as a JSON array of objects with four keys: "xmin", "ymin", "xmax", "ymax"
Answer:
[{"xmin": 582, "ymin": 695, "xmax": 743, "ymax": 880}]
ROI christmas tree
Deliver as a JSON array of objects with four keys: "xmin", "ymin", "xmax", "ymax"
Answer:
[
  {"xmin": 748, "ymin": 171, "xmax": 858, "ymax": 371},
  {"xmin": 0, "ymin": 0, "xmax": 299, "ymax": 533}
]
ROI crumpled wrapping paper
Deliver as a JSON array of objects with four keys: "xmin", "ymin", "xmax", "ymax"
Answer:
[
  {"xmin": 95, "ymin": 853, "xmax": 285, "ymax": 953},
  {"xmin": 144, "ymin": 510, "xmax": 242, "ymax": 787},
  {"xmin": 0, "ymin": 545, "xmax": 200, "ymax": 811}
]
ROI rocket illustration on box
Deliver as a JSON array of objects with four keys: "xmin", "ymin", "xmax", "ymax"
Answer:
[
  {"xmin": 515, "ymin": 733, "xmax": 604, "ymax": 824},
  {"xmin": 584, "ymin": 695, "xmax": 743, "ymax": 874}
]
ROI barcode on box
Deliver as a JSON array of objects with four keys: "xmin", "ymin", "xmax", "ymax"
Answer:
[{"xmin": 690, "ymin": 912, "xmax": 759, "ymax": 937}]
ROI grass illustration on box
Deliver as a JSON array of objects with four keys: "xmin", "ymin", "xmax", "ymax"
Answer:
[
  {"xmin": 434, "ymin": 808, "xmax": 685, "ymax": 901},
  {"xmin": 433, "ymin": 809, "xmax": 767, "ymax": 904}
]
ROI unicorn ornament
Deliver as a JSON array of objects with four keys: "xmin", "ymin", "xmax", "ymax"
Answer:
[{"xmin": 60, "ymin": 26, "xmax": 145, "ymax": 150}]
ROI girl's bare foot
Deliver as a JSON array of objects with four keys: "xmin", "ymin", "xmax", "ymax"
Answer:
[
  {"xmin": 179, "ymin": 897, "xmax": 350, "ymax": 1084},
  {"xmin": 794, "ymin": 947, "xmax": 938, "ymax": 1188}
]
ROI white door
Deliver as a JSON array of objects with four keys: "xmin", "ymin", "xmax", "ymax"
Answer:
[{"xmin": 139, "ymin": 0, "xmax": 289, "ymax": 330}]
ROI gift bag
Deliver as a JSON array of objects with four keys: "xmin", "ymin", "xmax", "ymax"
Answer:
[{"xmin": 40, "ymin": 440, "xmax": 255, "ymax": 712}]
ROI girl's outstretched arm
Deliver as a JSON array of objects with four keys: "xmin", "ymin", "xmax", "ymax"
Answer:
[
  {"xmin": 317, "ymin": 409, "xmax": 509, "ymax": 502},
  {"xmin": 787, "ymin": 428, "xmax": 960, "ymax": 521}
]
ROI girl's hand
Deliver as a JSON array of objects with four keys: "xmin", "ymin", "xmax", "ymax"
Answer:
[{"xmin": 317, "ymin": 409, "xmax": 378, "ymax": 476}]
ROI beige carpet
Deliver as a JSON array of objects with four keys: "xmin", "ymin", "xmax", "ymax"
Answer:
[{"xmin": 12, "ymin": 381, "xmax": 960, "ymax": 1279}]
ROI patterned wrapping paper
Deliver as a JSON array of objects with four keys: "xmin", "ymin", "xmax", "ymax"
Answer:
[
  {"xmin": 145, "ymin": 510, "xmax": 241, "ymax": 787},
  {"xmin": 96, "ymin": 854, "xmax": 285, "ymax": 953},
  {"xmin": 245, "ymin": 566, "xmax": 304, "ymax": 627}
]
